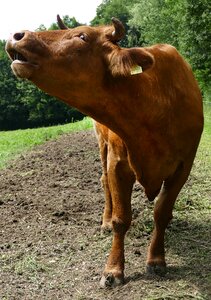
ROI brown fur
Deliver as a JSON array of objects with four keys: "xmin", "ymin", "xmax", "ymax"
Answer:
[{"xmin": 6, "ymin": 21, "xmax": 204, "ymax": 287}]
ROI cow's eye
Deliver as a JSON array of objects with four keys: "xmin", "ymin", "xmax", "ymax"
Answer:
[{"xmin": 79, "ymin": 34, "xmax": 86, "ymax": 41}]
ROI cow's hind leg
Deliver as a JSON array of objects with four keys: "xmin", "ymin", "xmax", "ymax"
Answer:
[
  {"xmin": 100, "ymin": 139, "xmax": 113, "ymax": 231},
  {"xmin": 100, "ymin": 138, "xmax": 135, "ymax": 288},
  {"xmin": 95, "ymin": 123, "xmax": 113, "ymax": 231},
  {"xmin": 147, "ymin": 159, "xmax": 195, "ymax": 275}
]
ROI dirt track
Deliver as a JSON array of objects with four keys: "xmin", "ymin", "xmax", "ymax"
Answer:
[{"xmin": 0, "ymin": 130, "xmax": 210, "ymax": 299}]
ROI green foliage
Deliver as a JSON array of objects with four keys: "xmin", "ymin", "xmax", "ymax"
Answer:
[
  {"xmin": 91, "ymin": 0, "xmax": 141, "ymax": 47},
  {"xmin": 92, "ymin": 0, "xmax": 131, "ymax": 25},
  {"xmin": 49, "ymin": 15, "xmax": 83, "ymax": 30},
  {"xmin": 182, "ymin": 0, "xmax": 211, "ymax": 91},
  {"xmin": 0, "ymin": 41, "xmax": 29, "ymax": 129},
  {"xmin": 128, "ymin": 0, "xmax": 211, "ymax": 94},
  {"xmin": 16, "ymin": 80, "xmax": 83, "ymax": 128},
  {"xmin": 129, "ymin": 0, "xmax": 186, "ymax": 47}
]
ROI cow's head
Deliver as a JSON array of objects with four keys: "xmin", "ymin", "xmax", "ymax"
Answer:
[{"xmin": 6, "ymin": 16, "xmax": 154, "ymax": 114}]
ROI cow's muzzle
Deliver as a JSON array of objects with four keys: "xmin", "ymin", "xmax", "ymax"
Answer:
[{"xmin": 6, "ymin": 31, "xmax": 39, "ymax": 79}]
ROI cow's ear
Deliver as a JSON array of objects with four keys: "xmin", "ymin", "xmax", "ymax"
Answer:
[{"xmin": 108, "ymin": 48, "xmax": 154, "ymax": 77}]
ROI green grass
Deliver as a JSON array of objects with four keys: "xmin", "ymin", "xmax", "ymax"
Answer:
[
  {"xmin": 203, "ymin": 102, "xmax": 211, "ymax": 134},
  {"xmin": 0, "ymin": 117, "xmax": 93, "ymax": 169}
]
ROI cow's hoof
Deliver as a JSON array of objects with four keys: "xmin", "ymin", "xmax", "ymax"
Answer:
[
  {"xmin": 146, "ymin": 263, "xmax": 167, "ymax": 277},
  {"xmin": 100, "ymin": 273, "xmax": 124, "ymax": 288}
]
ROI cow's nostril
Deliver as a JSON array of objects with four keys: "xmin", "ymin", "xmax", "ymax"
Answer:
[{"xmin": 13, "ymin": 32, "xmax": 25, "ymax": 41}]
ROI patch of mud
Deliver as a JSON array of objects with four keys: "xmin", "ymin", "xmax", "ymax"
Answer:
[{"xmin": 0, "ymin": 130, "xmax": 209, "ymax": 299}]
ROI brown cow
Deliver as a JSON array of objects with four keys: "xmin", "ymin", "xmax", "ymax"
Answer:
[{"xmin": 6, "ymin": 16, "xmax": 203, "ymax": 288}]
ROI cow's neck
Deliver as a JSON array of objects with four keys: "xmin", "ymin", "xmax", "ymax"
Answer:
[{"xmin": 36, "ymin": 75, "xmax": 167, "ymax": 198}]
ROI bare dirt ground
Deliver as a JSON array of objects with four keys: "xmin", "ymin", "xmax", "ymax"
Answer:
[{"xmin": 0, "ymin": 130, "xmax": 210, "ymax": 300}]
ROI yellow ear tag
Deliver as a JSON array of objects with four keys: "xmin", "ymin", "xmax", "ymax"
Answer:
[{"xmin": 130, "ymin": 65, "xmax": 142, "ymax": 75}]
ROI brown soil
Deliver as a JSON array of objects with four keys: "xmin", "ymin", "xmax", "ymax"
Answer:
[{"xmin": 0, "ymin": 130, "xmax": 210, "ymax": 300}]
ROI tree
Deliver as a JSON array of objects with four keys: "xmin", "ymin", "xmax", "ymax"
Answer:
[
  {"xmin": 0, "ymin": 40, "xmax": 29, "ymax": 129},
  {"xmin": 182, "ymin": 0, "xmax": 211, "ymax": 91},
  {"xmin": 49, "ymin": 15, "xmax": 83, "ymax": 30},
  {"xmin": 17, "ymin": 80, "xmax": 83, "ymax": 128},
  {"xmin": 91, "ymin": 0, "xmax": 141, "ymax": 47},
  {"xmin": 129, "ymin": 0, "xmax": 185, "ymax": 48},
  {"xmin": 129, "ymin": 0, "xmax": 210, "ymax": 94}
]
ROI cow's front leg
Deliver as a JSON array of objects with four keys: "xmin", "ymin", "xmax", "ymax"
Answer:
[
  {"xmin": 100, "ymin": 141, "xmax": 135, "ymax": 288},
  {"xmin": 100, "ymin": 217, "xmax": 130, "ymax": 287}
]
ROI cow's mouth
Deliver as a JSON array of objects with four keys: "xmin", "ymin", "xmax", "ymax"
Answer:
[
  {"xmin": 8, "ymin": 49, "xmax": 30, "ymax": 64},
  {"xmin": 13, "ymin": 51, "xmax": 28, "ymax": 63},
  {"xmin": 6, "ymin": 47, "xmax": 39, "ymax": 79}
]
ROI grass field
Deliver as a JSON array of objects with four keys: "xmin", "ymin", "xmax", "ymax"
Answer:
[{"xmin": 0, "ymin": 117, "xmax": 93, "ymax": 169}]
